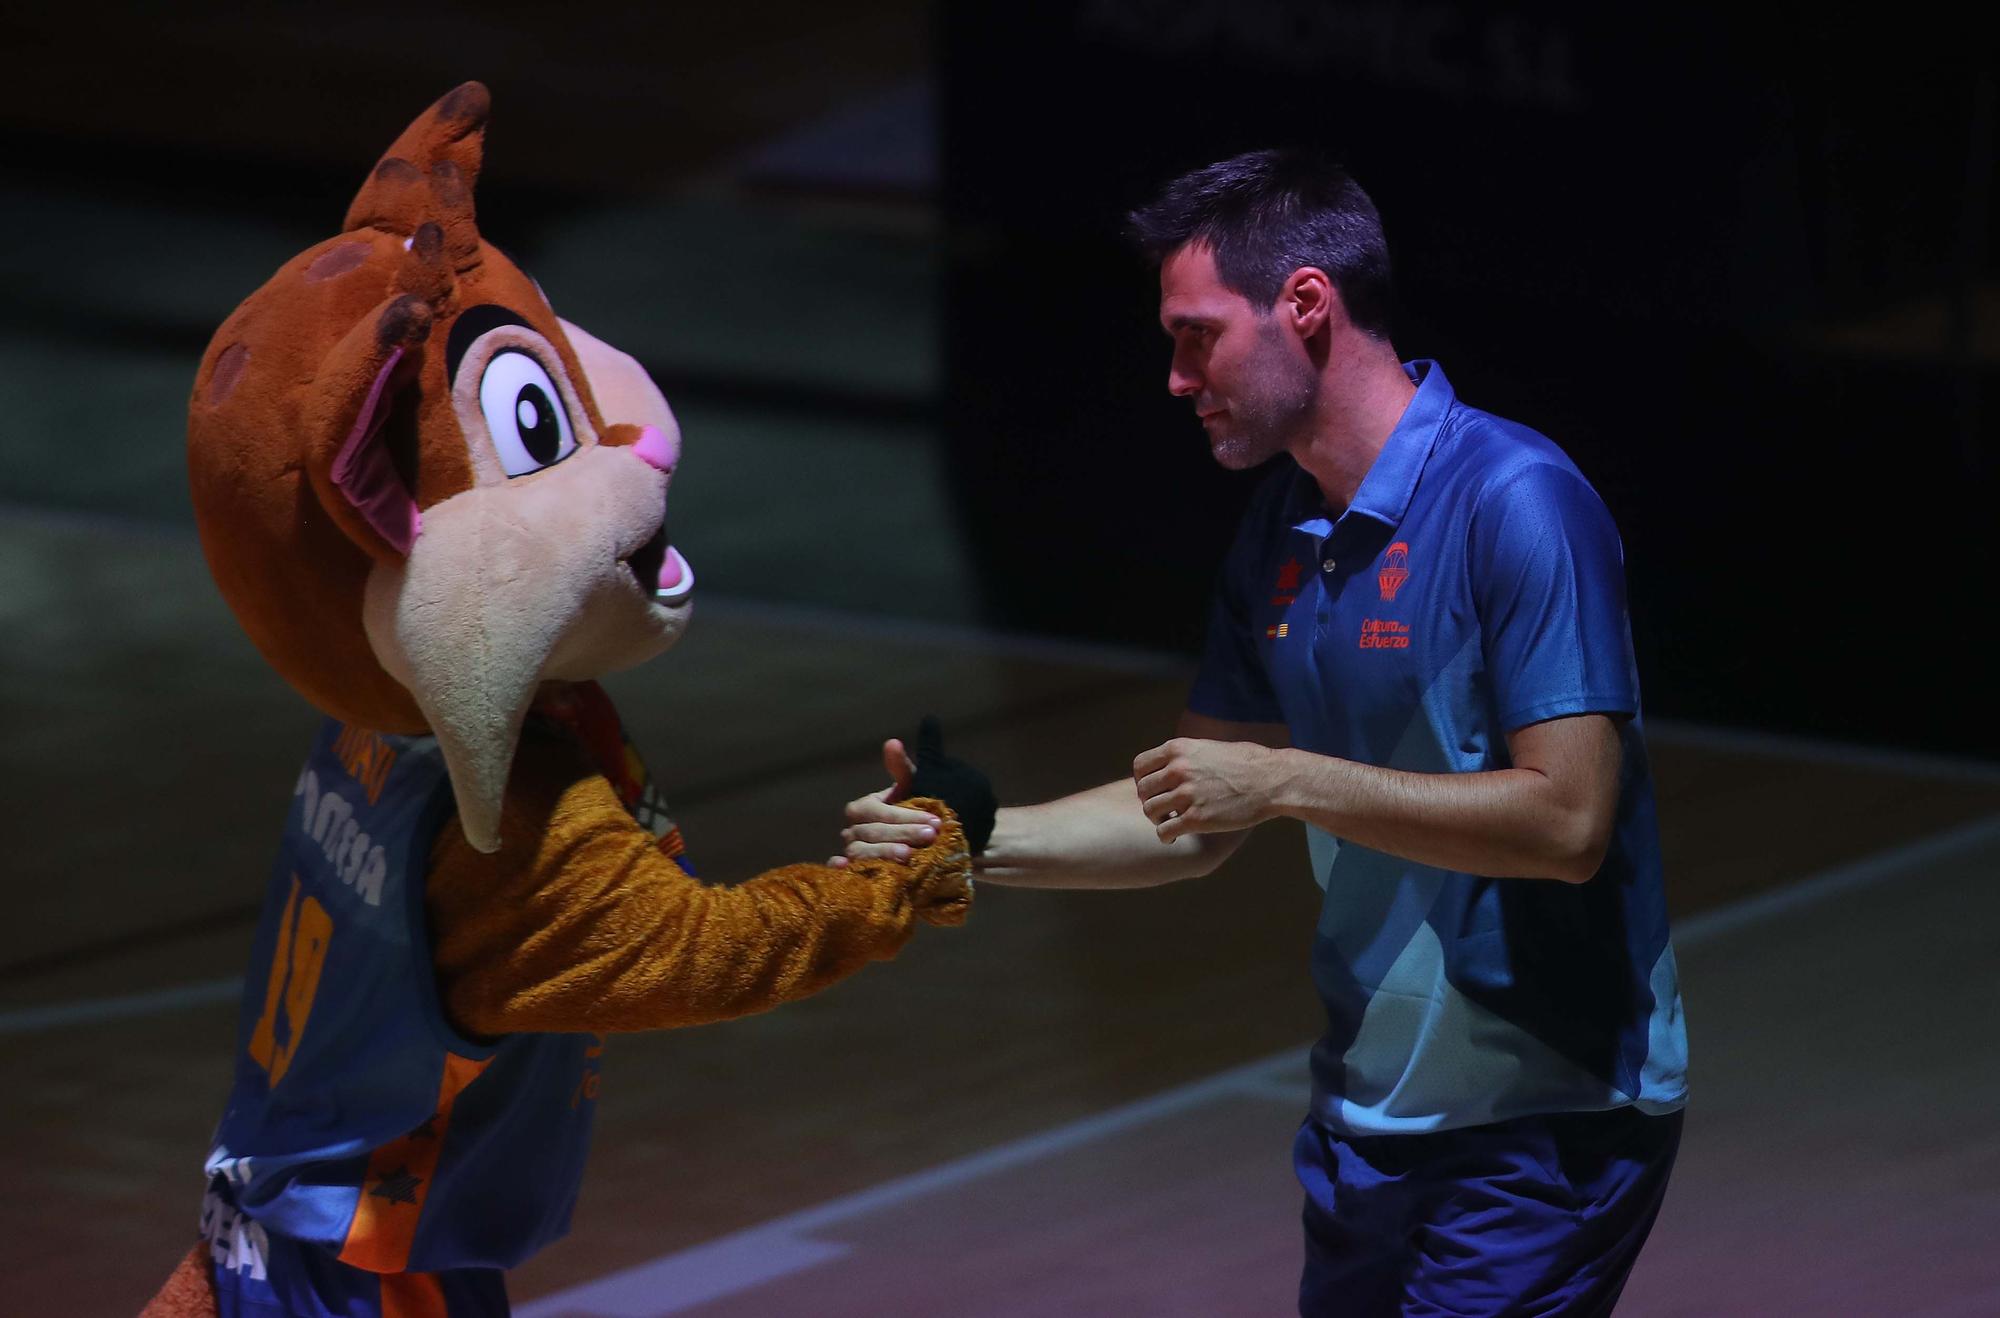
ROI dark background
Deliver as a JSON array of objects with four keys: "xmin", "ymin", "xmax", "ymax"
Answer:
[
  {"xmin": 2, "ymin": 0, "xmax": 1992, "ymax": 756},
  {"xmin": 939, "ymin": 0, "xmax": 1997, "ymax": 755}
]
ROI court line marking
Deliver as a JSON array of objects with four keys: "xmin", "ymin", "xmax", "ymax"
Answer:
[
  {"xmin": 14, "ymin": 814, "xmax": 1994, "ymax": 1041},
  {"xmin": 1641, "ymin": 717, "xmax": 2000, "ymax": 788},
  {"xmin": 1669, "ymin": 812, "xmax": 2000, "ymax": 946},
  {"xmin": 10, "ymin": 502, "xmax": 1998, "ymax": 775},
  {"xmin": 515, "ymin": 810, "xmax": 2000, "ymax": 1317},
  {"xmin": 8, "ymin": 509, "xmax": 1999, "ymax": 1300},
  {"xmin": 514, "ymin": 1043, "xmax": 1315, "ymax": 1318},
  {"xmin": 0, "ymin": 975, "xmax": 241, "ymax": 1035}
]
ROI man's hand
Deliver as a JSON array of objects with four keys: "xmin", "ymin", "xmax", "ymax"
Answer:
[
  {"xmin": 1133, "ymin": 737, "xmax": 1286, "ymax": 842},
  {"xmin": 830, "ymin": 738, "xmax": 940, "ymax": 866}
]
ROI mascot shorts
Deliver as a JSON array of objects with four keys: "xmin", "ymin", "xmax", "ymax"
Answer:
[
  {"xmin": 1293, "ymin": 1105, "xmax": 1682, "ymax": 1317},
  {"xmin": 211, "ymin": 1230, "xmax": 509, "ymax": 1318}
]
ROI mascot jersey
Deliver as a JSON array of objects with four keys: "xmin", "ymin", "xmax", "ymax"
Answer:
[{"xmin": 201, "ymin": 713, "xmax": 679, "ymax": 1314}]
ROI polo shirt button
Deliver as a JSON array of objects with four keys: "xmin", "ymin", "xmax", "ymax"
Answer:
[{"xmin": 1322, "ymin": 558, "xmax": 1337, "ymax": 573}]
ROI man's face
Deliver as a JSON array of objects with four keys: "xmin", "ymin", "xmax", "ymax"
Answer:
[{"xmin": 1158, "ymin": 244, "xmax": 1315, "ymax": 469}]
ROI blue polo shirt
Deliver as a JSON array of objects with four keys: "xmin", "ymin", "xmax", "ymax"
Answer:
[{"xmin": 1190, "ymin": 360, "xmax": 1687, "ymax": 1136}]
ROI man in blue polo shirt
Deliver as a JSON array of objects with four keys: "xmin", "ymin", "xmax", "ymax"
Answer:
[{"xmin": 842, "ymin": 149, "xmax": 1687, "ymax": 1315}]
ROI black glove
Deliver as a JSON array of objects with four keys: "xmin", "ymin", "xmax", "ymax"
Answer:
[{"xmin": 904, "ymin": 714, "xmax": 996, "ymax": 855}]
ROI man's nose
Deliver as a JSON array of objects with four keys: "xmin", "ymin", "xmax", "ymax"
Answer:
[{"xmin": 1167, "ymin": 361, "xmax": 1201, "ymax": 397}]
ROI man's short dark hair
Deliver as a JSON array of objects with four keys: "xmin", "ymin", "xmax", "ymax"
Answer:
[{"xmin": 1127, "ymin": 149, "xmax": 1394, "ymax": 341}]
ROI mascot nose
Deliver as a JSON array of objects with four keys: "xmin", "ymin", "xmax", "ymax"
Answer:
[{"xmin": 631, "ymin": 424, "xmax": 680, "ymax": 474}]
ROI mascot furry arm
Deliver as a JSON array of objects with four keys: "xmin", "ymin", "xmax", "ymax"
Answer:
[{"xmin": 144, "ymin": 83, "xmax": 976, "ymax": 1317}]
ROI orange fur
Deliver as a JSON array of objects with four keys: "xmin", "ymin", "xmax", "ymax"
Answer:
[
  {"xmin": 138, "ymin": 1244, "xmax": 219, "ymax": 1318},
  {"xmin": 427, "ymin": 723, "xmax": 969, "ymax": 1036}
]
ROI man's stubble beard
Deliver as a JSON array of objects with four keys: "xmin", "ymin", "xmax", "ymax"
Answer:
[{"xmin": 1208, "ymin": 317, "xmax": 1317, "ymax": 471}]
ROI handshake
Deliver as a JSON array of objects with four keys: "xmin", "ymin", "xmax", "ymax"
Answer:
[{"xmin": 830, "ymin": 716, "xmax": 996, "ymax": 868}]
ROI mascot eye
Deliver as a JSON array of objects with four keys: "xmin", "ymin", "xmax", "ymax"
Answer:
[{"xmin": 479, "ymin": 349, "xmax": 577, "ymax": 476}]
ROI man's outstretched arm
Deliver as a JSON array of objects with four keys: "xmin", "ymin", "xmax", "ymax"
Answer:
[
  {"xmin": 1134, "ymin": 712, "xmax": 1624, "ymax": 885},
  {"xmin": 837, "ymin": 711, "xmax": 1289, "ymax": 889}
]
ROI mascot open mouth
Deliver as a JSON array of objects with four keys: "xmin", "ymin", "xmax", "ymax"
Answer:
[{"xmin": 626, "ymin": 521, "xmax": 694, "ymax": 605}]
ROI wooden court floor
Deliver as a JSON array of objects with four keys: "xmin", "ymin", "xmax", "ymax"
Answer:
[
  {"xmin": 4, "ymin": 514, "xmax": 1998, "ymax": 1315},
  {"xmin": 509, "ymin": 813, "xmax": 2000, "ymax": 1317}
]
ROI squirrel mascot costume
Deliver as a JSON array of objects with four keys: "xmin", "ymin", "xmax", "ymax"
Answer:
[{"xmin": 142, "ymin": 83, "xmax": 990, "ymax": 1318}]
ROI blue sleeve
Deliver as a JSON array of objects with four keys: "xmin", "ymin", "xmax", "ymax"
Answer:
[
  {"xmin": 1469, "ymin": 462, "xmax": 1640, "ymax": 731},
  {"xmin": 1187, "ymin": 486, "xmax": 1286, "ymax": 724}
]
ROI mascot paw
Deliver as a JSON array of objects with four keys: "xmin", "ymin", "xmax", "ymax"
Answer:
[{"xmin": 896, "ymin": 794, "xmax": 974, "ymax": 925}]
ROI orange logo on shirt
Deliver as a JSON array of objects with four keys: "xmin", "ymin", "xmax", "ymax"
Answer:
[
  {"xmin": 1271, "ymin": 557, "xmax": 1302, "ymax": 606},
  {"xmin": 1378, "ymin": 543, "xmax": 1410, "ymax": 602},
  {"xmin": 1359, "ymin": 619, "xmax": 1410, "ymax": 649},
  {"xmin": 332, "ymin": 724, "xmax": 397, "ymax": 805}
]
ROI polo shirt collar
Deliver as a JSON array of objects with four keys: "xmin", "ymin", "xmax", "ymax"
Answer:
[{"xmin": 1283, "ymin": 359, "xmax": 1455, "ymax": 533}]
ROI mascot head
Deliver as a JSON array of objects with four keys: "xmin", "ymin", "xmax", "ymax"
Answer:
[{"xmin": 188, "ymin": 82, "xmax": 694, "ymax": 852}]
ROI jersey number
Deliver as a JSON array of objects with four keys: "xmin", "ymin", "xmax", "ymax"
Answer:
[{"xmin": 247, "ymin": 876, "xmax": 333, "ymax": 1087}]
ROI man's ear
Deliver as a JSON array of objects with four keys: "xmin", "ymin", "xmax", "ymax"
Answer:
[
  {"xmin": 305, "ymin": 295, "xmax": 432, "ymax": 562},
  {"xmin": 1284, "ymin": 266, "xmax": 1337, "ymax": 340}
]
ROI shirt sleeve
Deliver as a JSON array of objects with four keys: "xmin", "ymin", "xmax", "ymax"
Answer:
[
  {"xmin": 1186, "ymin": 476, "xmax": 1286, "ymax": 724},
  {"xmin": 1468, "ymin": 462, "xmax": 1641, "ymax": 732}
]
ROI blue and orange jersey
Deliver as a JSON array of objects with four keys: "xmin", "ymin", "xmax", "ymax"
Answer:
[{"xmin": 202, "ymin": 720, "xmax": 603, "ymax": 1297}]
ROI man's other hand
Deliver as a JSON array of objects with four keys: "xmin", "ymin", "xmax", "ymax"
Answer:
[{"xmin": 1133, "ymin": 737, "xmax": 1282, "ymax": 842}]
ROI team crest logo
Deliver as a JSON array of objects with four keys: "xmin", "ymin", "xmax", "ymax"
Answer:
[
  {"xmin": 1378, "ymin": 543, "xmax": 1410, "ymax": 602},
  {"xmin": 1271, "ymin": 557, "xmax": 1302, "ymax": 606}
]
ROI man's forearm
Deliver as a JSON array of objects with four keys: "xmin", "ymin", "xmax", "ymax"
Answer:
[
  {"xmin": 1266, "ymin": 750, "xmax": 1608, "ymax": 884},
  {"xmin": 975, "ymin": 779, "xmax": 1241, "ymax": 889}
]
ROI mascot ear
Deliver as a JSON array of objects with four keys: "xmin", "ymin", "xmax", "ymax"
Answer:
[
  {"xmin": 345, "ymin": 80, "xmax": 488, "ymax": 266},
  {"xmin": 306, "ymin": 294, "xmax": 432, "ymax": 562}
]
